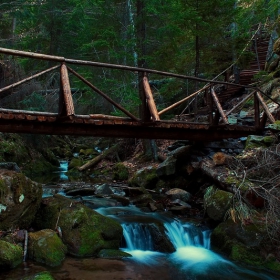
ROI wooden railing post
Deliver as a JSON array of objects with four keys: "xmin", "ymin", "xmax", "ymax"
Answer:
[
  {"xmin": 143, "ymin": 74, "xmax": 160, "ymax": 121},
  {"xmin": 138, "ymin": 72, "xmax": 151, "ymax": 122},
  {"xmin": 256, "ymin": 91, "xmax": 275, "ymax": 123},
  {"xmin": 60, "ymin": 63, "xmax": 75, "ymax": 117}
]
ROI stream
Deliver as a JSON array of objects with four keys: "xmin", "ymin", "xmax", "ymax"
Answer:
[{"xmin": 1, "ymin": 161, "xmax": 280, "ymax": 280}]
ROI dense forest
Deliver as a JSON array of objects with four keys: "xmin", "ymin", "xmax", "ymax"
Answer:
[{"xmin": 0, "ymin": 0, "xmax": 279, "ymax": 118}]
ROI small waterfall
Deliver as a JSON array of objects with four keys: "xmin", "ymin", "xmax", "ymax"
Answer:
[
  {"xmin": 57, "ymin": 160, "xmax": 68, "ymax": 181},
  {"xmin": 122, "ymin": 223, "xmax": 153, "ymax": 251},
  {"xmin": 164, "ymin": 220, "xmax": 210, "ymax": 249}
]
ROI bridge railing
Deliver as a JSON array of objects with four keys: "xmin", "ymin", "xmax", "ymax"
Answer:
[{"xmin": 0, "ymin": 47, "xmax": 277, "ymax": 130}]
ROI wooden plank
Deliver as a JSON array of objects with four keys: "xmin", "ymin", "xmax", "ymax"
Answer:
[
  {"xmin": 256, "ymin": 92, "xmax": 275, "ymax": 123},
  {"xmin": 210, "ymin": 88, "xmax": 228, "ymax": 124},
  {"xmin": 143, "ymin": 76, "xmax": 160, "ymax": 121},
  {"xmin": 26, "ymin": 115, "xmax": 37, "ymax": 121},
  {"xmin": 37, "ymin": 116, "xmax": 47, "ymax": 122},
  {"xmin": 15, "ymin": 114, "xmax": 26, "ymax": 120},
  {"xmin": 60, "ymin": 63, "xmax": 75, "ymax": 116}
]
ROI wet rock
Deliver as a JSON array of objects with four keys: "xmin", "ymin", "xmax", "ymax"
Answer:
[
  {"xmin": 165, "ymin": 188, "xmax": 191, "ymax": 203},
  {"xmin": 130, "ymin": 194, "xmax": 153, "ymax": 207},
  {"xmin": 245, "ymin": 135, "xmax": 276, "ymax": 150},
  {"xmin": 147, "ymin": 224, "xmax": 176, "ymax": 253},
  {"xmin": 156, "ymin": 156, "xmax": 177, "ymax": 177},
  {"xmin": 210, "ymin": 218, "xmax": 280, "ymax": 271},
  {"xmin": 97, "ymin": 249, "xmax": 132, "ymax": 259},
  {"xmin": 33, "ymin": 195, "xmax": 123, "ymax": 257},
  {"xmin": 65, "ymin": 188, "xmax": 96, "ymax": 197},
  {"xmin": 28, "ymin": 229, "xmax": 67, "ymax": 267},
  {"xmin": 129, "ymin": 166, "xmax": 158, "ymax": 189},
  {"xmin": 0, "ymin": 170, "xmax": 42, "ymax": 231},
  {"xmin": 109, "ymin": 194, "xmax": 130, "ymax": 206},
  {"xmin": 0, "ymin": 240, "xmax": 22, "ymax": 269},
  {"xmin": 204, "ymin": 186, "xmax": 233, "ymax": 221},
  {"xmin": 95, "ymin": 183, "xmax": 114, "ymax": 196}
]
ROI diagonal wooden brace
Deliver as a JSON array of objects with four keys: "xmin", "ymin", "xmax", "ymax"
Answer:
[{"xmin": 210, "ymin": 87, "xmax": 228, "ymax": 124}]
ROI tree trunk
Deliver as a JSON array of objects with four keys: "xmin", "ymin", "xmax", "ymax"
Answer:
[{"xmin": 78, "ymin": 144, "xmax": 120, "ymax": 171}]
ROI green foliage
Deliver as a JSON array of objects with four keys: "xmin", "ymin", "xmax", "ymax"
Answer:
[{"xmin": 18, "ymin": 92, "xmax": 46, "ymax": 112}]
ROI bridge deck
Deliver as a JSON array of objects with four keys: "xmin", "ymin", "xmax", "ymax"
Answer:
[{"xmin": 0, "ymin": 109, "xmax": 261, "ymax": 141}]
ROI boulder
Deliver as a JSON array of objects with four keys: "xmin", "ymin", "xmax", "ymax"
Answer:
[
  {"xmin": 147, "ymin": 223, "xmax": 176, "ymax": 253},
  {"xmin": 34, "ymin": 195, "xmax": 123, "ymax": 257},
  {"xmin": 245, "ymin": 135, "xmax": 276, "ymax": 150},
  {"xmin": 204, "ymin": 186, "xmax": 233, "ymax": 221},
  {"xmin": 0, "ymin": 170, "xmax": 42, "ymax": 230},
  {"xmin": 28, "ymin": 229, "xmax": 67, "ymax": 267},
  {"xmin": 95, "ymin": 183, "xmax": 114, "ymax": 196},
  {"xmin": 128, "ymin": 166, "xmax": 158, "ymax": 190},
  {"xmin": 210, "ymin": 218, "xmax": 280, "ymax": 272},
  {"xmin": 156, "ymin": 156, "xmax": 177, "ymax": 177},
  {"xmin": 0, "ymin": 240, "xmax": 23, "ymax": 269},
  {"xmin": 165, "ymin": 188, "xmax": 191, "ymax": 203}
]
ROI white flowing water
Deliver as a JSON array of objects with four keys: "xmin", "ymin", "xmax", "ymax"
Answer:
[{"xmin": 96, "ymin": 206, "xmax": 279, "ymax": 279}]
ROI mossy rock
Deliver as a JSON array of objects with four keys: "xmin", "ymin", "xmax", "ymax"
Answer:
[
  {"xmin": 22, "ymin": 271, "xmax": 55, "ymax": 280},
  {"xmin": 112, "ymin": 163, "xmax": 129, "ymax": 181},
  {"xmin": 211, "ymin": 219, "xmax": 270, "ymax": 267},
  {"xmin": 79, "ymin": 148, "xmax": 98, "ymax": 156},
  {"xmin": 68, "ymin": 158, "xmax": 84, "ymax": 169},
  {"xmin": 204, "ymin": 187, "xmax": 233, "ymax": 221},
  {"xmin": 245, "ymin": 135, "xmax": 276, "ymax": 150},
  {"xmin": 28, "ymin": 229, "xmax": 67, "ymax": 267},
  {"xmin": 0, "ymin": 170, "xmax": 42, "ymax": 230},
  {"xmin": 267, "ymin": 120, "xmax": 280, "ymax": 131},
  {"xmin": 129, "ymin": 166, "xmax": 158, "ymax": 190},
  {"xmin": 0, "ymin": 240, "xmax": 23, "ymax": 269},
  {"xmin": 33, "ymin": 195, "xmax": 123, "ymax": 257},
  {"xmin": 156, "ymin": 156, "xmax": 177, "ymax": 177},
  {"xmin": 97, "ymin": 249, "xmax": 132, "ymax": 259}
]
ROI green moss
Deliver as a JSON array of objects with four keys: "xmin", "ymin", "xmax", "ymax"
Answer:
[
  {"xmin": 113, "ymin": 163, "xmax": 129, "ymax": 181},
  {"xmin": 129, "ymin": 167, "xmax": 158, "ymax": 189},
  {"xmin": 97, "ymin": 249, "xmax": 132, "ymax": 259},
  {"xmin": 231, "ymin": 243, "xmax": 263, "ymax": 266},
  {"xmin": 68, "ymin": 158, "xmax": 84, "ymax": 169},
  {"xmin": 29, "ymin": 229, "xmax": 67, "ymax": 267},
  {"xmin": 0, "ymin": 240, "xmax": 23, "ymax": 269},
  {"xmin": 22, "ymin": 271, "xmax": 55, "ymax": 280}
]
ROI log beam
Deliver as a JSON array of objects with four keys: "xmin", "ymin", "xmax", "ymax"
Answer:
[
  {"xmin": 210, "ymin": 88, "xmax": 228, "ymax": 124},
  {"xmin": 143, "ymin": 75, "xmax": 160, "ymax": 121},
  {"xmin": 60, "ymin": 63, "xmax": 75, "ymax": 116}
]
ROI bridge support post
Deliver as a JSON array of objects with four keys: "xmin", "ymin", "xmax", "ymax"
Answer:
[
  {"xmin": 143, "ymin": 74, "xmax": 160, "ymax": 121},
  {"xmin": 138, "ymin": 72, "xmax": 151, "ymax": 122},
  {"xmin": 59, "ymin": 63, "xmax": 75, "ymax": 117}
]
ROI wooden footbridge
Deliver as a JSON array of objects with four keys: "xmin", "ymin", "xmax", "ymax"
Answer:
[{"xmin": 0, "ymin": 27, "xmax": 278, "ymax": 141}]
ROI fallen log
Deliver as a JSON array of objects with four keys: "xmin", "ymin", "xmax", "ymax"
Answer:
[{"xmin": 78, "ymin": 144, "xmax": 120, "ymax": 171}]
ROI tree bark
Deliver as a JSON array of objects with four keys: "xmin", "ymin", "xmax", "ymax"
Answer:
[{"xmin": 78, "ymin": 144, "xmax": 120, "ymax": 171}]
